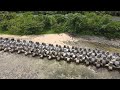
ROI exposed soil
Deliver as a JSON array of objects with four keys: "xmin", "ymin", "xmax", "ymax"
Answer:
[{"xmin": 0, "ymin": 33, "xmax": 120, "ymax": 79}]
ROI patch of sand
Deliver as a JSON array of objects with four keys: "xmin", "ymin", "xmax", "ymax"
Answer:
[
  {"xmin": 31, "ymin": 33, "xmax": 78, "ymax": 46},
  {"xmin": 0, "ymin": 33, "xmax": 78, "ymax": 47}
]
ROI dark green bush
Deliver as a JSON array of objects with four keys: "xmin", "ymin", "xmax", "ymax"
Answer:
[
  {"xmin": 0, "ymin": 11, "xmax": 120, "ymax": 39},
  {"xmin": 64, "ymin": 12, "xmax": 112, "ymax": 36},
  {"xmin": 4, "ymin": 13, "xmax": 45, "ymax": 35},
  {"xmin": 101, "ymin": 21, "xmax": 120, "ymax": 38}
]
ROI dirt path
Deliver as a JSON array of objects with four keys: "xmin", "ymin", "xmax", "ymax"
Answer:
[{"xmin": 0, "ymin": 33, "xmax": 120, "ymax": 79}]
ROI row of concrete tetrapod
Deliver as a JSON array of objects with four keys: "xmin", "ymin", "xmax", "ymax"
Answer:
[{"xmin": 0, "ymin": 37, "xmax": 120, "ymax": 71}]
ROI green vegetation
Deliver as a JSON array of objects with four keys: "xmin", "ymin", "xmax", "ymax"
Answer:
[{"xmin": 0, "ymin": 11, "xmax": 120, "ymax": 39}]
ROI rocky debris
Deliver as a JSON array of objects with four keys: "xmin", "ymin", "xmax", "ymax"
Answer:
[{"xmin": 0, "ymin": 37, "xmax": 120, "ymax": 71}]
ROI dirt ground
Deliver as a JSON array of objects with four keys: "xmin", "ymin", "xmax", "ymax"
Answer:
[{"xmin": 0, "ymin": 33, "xmax": 120, "ymax": 79}]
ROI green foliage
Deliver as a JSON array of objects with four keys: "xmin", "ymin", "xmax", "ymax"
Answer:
[
  {"xmin": 0, "ymin": 13, "xmax": 45, "ymax": 35},
  {"xmin": 101, "ymin": 21, "xmax": 120, "ymax": 38},
  {"xmin": 64, "ymin": 12, "xmax": 112, "ymax": 36},
  {"xmin": 0, "ymin": 11, "xmax": 120, "ymax": 39}
]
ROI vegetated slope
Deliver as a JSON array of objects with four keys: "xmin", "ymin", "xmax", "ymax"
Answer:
[{"xmin": 0, "ymin": 11, "xmax": 120, "ymax": 39}]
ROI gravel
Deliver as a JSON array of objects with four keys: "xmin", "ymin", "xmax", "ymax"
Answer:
[{"xmin": 0, "ymin": 33, "xmax": 120, "ymax": 79}]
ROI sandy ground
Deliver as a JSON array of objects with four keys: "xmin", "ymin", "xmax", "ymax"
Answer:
[
  {"xmin": 0, "ymin": 33, "xmax": 77, "ymax": 47},
  {"xmin": 0, "ymin": 33, "xmax": 120, "ymax": 79},
  {"xmin": 1, "ymin": 33, "xmax": 120, "ymax": 48}
]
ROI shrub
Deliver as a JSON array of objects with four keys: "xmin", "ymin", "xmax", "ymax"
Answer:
[
  {"xmin": 101, "ymin": 21, "xmax": 120, "ymax": 38},
  {"xmin": 0, "ymin": 11, "xmax": 120, "ymax": 39},
  {"xmin": 64, "ymin": 12, "xmax": 112, "ymax": 36},
  {"xmin": 6, "ymin": 13, "xmax": 45, "ymax": 35}
]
